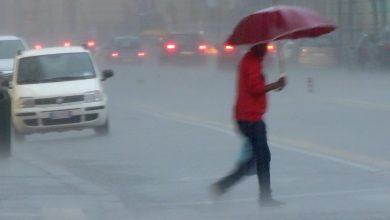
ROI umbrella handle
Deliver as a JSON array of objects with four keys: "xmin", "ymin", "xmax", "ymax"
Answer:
[{"xmin": 276, "ymin": 42, "xmax": 286, "ymax": 76}]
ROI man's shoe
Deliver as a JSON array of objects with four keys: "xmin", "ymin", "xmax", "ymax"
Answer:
[{"xmin": 259, "ymin": 197, "xmax": 285, "ymax": 207}]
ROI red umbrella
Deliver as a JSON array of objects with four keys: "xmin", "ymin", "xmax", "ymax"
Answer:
[
  {"xmin": 226, "ymin": 5, "xmax": 336, "ymax": 74},
  {"xmin": 226, "ymin": 5, "xmax": 336, "ymax": 45}
]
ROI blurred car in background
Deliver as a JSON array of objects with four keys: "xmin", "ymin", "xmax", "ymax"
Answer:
[
  {"xmin": 355, "ymin": 33, "xmax": 378, "ymax": 68},
  {"xmin": 31, "ymin": 38, "xmax": 98, "ymax": 54},
  {"xmin": 293, "ymin": 36, "xmax": 338, "ymax": 67},
  {"xmin": 159, "ymin": 32, "xmax": 209, "ymax": 65},
  {"xmin": 216, "ymin": 43, "xmax": 277, "ymax": 71},
  {"xmin": 102, "ymin": 36, "xmax": 147, "ymax": 64},
  {"xmin": 32, "ymin": 42, "xmax": 44, "ymax": 50},
  {"xmin": 0, "ymin": 36, "xmax": 29, "ymax": 85},
  {"xmin": 81, "ymin": 39, "xmax": 98, "ymax": 54}
]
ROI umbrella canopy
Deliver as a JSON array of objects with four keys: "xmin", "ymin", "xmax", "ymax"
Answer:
[{"xmin": 226, "ymin": 5, "xmax": 336, "ymax": 45}]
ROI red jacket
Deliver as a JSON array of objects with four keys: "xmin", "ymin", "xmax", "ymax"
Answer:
[{"xmin": 234, "ymin": 50, "xmax": 267, "ymax": 121}]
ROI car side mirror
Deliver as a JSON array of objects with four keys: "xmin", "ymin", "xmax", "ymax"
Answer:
[{"xmin": 102, "ymin": 70, "xmax": 114, "ymax": 81}]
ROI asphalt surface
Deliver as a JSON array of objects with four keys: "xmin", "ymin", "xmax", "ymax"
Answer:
[{"xmin": 2, "ymin": 59, "xmax": 390, "ymax": 220}]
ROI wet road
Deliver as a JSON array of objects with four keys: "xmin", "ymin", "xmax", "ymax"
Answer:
[{"xmin": 2, "ymin": 59, "xmax": 390, "ymax": 219}]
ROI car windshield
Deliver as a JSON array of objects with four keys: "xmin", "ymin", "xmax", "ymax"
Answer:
[
  {"xmin": 0, "ymin": 40, "xmax": 25, "ymax": 59},
  {"xmin": 17, "ymin": 52, "xmax": 96, "ymax": 84}
]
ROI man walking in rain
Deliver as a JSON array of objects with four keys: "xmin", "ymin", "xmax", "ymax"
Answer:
[{"xmin": 212, "ymin": 43, "xmax": 286, "ymax": 207}]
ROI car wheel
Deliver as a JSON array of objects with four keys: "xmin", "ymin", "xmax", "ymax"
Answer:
[
  {"xmin": 94, "ymin": 119, "xmax": 110, "ymax": 136},
  {"xmin": 12, "ymin": 126, "xmax": 25, "ymax": 143}
]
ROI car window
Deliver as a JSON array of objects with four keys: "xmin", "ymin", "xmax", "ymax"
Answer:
[
  {"xmin": 0, "ymin": 40, "xmax": 25, "ymax": 59},
  {"xmin": 17, "ymin": 52, "xmax": 96, "ymax": 84}
]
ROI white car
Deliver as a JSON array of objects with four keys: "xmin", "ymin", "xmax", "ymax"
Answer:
[
  {"xmin": 8, "ymin": 46, "xmax": 113, "ymax": 141},
  {"xmin": 0, "ymin": 36, "xmax": 29, "ymax": 84}
]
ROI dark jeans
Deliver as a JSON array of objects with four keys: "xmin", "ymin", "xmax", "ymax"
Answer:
[{"xmin": 217, "ymin": 120, "xmax": 272, "ymax": 197}]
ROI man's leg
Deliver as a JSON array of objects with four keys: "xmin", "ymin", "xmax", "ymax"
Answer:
[
  {"xmin": 212, "ymin": 153, "xmax": 255, "ymax": 195},
  {"xmin": 252, "ymin": 120, "xmax": 271, "ymax": 198},
  {"xmin": 253, "ymin": 120, "xmax": 284, "ymax": 206},
  {"xmin": 211, "ymin": 121, "xmax": 255, "ymax": 195}
]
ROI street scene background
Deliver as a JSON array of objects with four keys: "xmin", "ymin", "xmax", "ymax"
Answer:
[
  {"xmin": 0, "ymin": 0, "xmax": 389, "ymax": 66},
  {"xmin": 1, "ymin": 0, "xmax": 390, "ymax": 219}
]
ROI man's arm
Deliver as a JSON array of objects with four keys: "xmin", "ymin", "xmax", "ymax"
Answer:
[{"xmin": 265, "ymin": 75, "xmax": 286, "ymax": 93}]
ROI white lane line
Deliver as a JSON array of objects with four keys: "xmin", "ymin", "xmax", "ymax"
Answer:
[
  {"xmin": 272, "ymin": 143, "xmax": 380, "ymax": 172},
  {"xmin": 133, "ymin": 106, "xmax": 380, "ymax": 172},
  {"xmin": 143, "ymin": 108, "xmax": 236, "ymax": 136}
]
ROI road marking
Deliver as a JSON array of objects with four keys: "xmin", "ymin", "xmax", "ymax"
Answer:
[
  {"xmin": 270, "ymin": 137, "xmax": 390, "ymax": 171},
  {"xmin": 131, "ymin": 102, "xmax": 385, "ymax": 172},
  {"xmin": 130, "ymin": 102, "xmax": 235, "ymax": 134},
  {"xmin": 270, "ymin": 142, "xmax": 380, "ymax": 172}
]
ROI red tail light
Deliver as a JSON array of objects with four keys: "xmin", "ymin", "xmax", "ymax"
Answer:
[
  {"xmin": 198, "ymin": 44, "xmax": 207, "ymax": 50},
  {"xmin": 111, "ymin": 51, "xmax": 120, "ymax": 58},
  {"xmin": 267, "ymin": 44, "xmax": 276, "ymax": 53},
  {"xmin": 165, "ymin": 42, "xmax": 176, "ymax": 52},
  {"xmin": 34, "ymin": 44, "xmax": 43, "ymax": 49},
  {"xmin": 224, "ymin": 44, "xmax": 235, "ymax": 52},
  {"xmin": 87, "ymin": 40, "xmax": 96, "ymax": 48},
  {"xmin": 137, "ymin": 51, "xmax": 146, "ymax": 57},
  {"xmin": 64, "ymin": 41, "xmax": 72, "ymax": 47}
]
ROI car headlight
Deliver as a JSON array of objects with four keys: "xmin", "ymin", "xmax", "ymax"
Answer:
[
  {"xmin": 84, "ymin": 91, "xmax": 103, "ymax": 103},
  {"xmin": 18, "ymin": 97, "xmax": 35, "ymax": 108}
]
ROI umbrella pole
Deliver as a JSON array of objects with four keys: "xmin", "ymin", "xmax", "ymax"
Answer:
[
  {"xmin": 276, "ymin": 42, "xmax": 286, "ymax": 77},
  {"xmin": 270, "ymin": 0, "xmax": 285, "ymax": 76}
]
